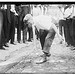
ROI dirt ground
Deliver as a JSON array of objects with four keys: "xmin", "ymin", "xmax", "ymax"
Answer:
[{"xmin": 0, "ymin": 35, "xmax": 75, "ymax": 74}]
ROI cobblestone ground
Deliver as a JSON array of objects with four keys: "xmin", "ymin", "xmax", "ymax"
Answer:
[{"xmin": 0, "ymin": 36, "xmax": 75, "ymax": 74}]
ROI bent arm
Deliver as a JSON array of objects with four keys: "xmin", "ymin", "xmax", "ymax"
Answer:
[{"xmin": 32, "ymin": 24, "xmax": 37, "ymax": 50}]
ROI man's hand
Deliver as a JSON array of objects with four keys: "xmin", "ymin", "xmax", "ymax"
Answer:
[{"xmin": 59, "ymin": 35, "xmax": 64, "ymax": 42}]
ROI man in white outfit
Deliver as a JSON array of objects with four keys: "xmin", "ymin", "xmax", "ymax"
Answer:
[{"xmin": 23, "ymin": 14, "xmax": 64, "ymax": 63}]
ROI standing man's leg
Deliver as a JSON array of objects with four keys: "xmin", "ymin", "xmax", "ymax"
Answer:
[
  {"xmin": 17, "ymin": 16, "xmax": 21, "ymax": 43},
  {"xmin": 0, "ymin": 10, "xmax": 5, "ymax": 49},
  {"xmin": 23, "ymin": 26, "xmax": 28, "ymax": 43},
  {"xmin": 59, "ymin": 20, "xmax": 65, "ymax": 44},
  {"xmin": 6, "ymin": 8, "xmax": 11, "ymax": 46},
  {"xmin": 66, "ymin": 19, "xmax": 73, "ymax": 46},
  {"xmin": 70, "ymin": 18, "xmax": 75, "ymax": 47},
  {"xmin": 72, "ymin": 18, "xmax": 75, "ymax": 47},
  {"xmin": 10, "ymin": 13, "xmax": 15, "ymax": 44},
  {"xmin": 28, "ymin": 27, "xmax": 32, "ymax": 42},
  {"xmin": 1, "ymin": 9, "xmax": 10, "ymax": 47},
  {"xmin": 59, "ymin": 19, "xmax": 70, "ymax": 46},
  {"xmin": 6, "ymin": 5, "xmax": 11, "ymax": 43},
  {"xmin": 59, "ymin": 20, "xmax": 63, "ymax": 36},
  {"xmin": 35, "ymin": 27, "xmax": 39, "ymax": 40}
]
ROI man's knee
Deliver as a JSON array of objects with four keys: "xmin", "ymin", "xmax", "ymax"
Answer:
[{"xmin": 45, "ymin": 38, "xmax": 53, "ymax": 47}]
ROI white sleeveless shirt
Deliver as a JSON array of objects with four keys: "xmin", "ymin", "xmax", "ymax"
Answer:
[{"xmin": 33, "ymin": 15, "xmax": 53, "ymax": 30}]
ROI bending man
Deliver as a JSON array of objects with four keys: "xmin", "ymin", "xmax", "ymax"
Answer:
[{"xmin": 23, "ymin": 14, "xmax": 64, "ymax": 63}]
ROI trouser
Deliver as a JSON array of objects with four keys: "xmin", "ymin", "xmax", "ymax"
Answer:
[
  {"xmin": 0, "ymin": 10, "xmax": 5, "ymax": 47},
  {"xmin": 23, "ymin": 26, "xmax": 28, "ymax": 43},
  {"xmin": 17, "ymin": 16, "xmax": 21, "ymax": 43},
  {"xmin": 28, "ymin": 27, "xmax": 33, "ymax": 41},
  {"xmin": 59, "ymin": 20, "xmax": 68, "ymax": 43},
  {"xmin": 59, "ymin": 19, "xmax": 73, "ymax": 45},
  {"xmin": 39, "ymin": 28, "xmax": 56, "ymax": 54},
  {"xmin": 6, "ymin": 9, "xmax": 11, "ymax": 43},
  {"xmin": 59, "ymin": 20, "xmax": 64, "ymax": 36},
  {"xmin": 1, "ymin": 9, "xmax": 8, "ymax": 44},
  {"xmin": 6, "ymin": 22, "xmax": 11, "ymax": 42},
  {"xmin": 66, "ymin": 19, "xmax": 74, "ymax": 46},
  {"xmin": 1, "ymin": 9, "xmax": 11, "ymax": 44},
  {"xmin": 23, "ymin": 26, "xmax": 32, "ymax": 42},
  {"xmin": 35, "ymin": 27, "xmax": 39, "ymax": 39},
  {"xmin": 9, "ymin": 12, "xmax": 15, "ymax": 43},
  {"xmin": 0, "ymin": 9, "xmax": 7, "ymax": 47},
  {"xmin": 5, "ymin": 19, "xmax": 11, "ymax": 43},
  {"xmin": 71, "ymin": 18, "xmax": 75, "ymax": 46}
]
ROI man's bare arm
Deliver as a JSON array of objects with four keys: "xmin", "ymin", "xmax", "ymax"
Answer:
[
  {"xmin": 51, "ymin": 24, "xmax": 64, "ymax": 41},
  {"xmin": 32, "ymin": 24, "xmax": 37, "ymax": 50}
]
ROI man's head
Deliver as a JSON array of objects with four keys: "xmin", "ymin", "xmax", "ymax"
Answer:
[{"xmin": 23, "ymin": 14, "xmax": 34, "ymax": 27}]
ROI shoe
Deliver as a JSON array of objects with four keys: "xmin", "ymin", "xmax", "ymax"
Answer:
[
  {"xmin": 40, "ymin": 53, "xmax": 51, "ymax": 57},
  {"xmin": 28, "ymin": 39, "xmax": 32, "ymax": 42},
  {"xmin": 18, "ymin": 41, "xmax": 21, "ymax": 43},
  {"xmin": 43, "ymin": 52, "xmax": 51, "ymax": 57},
  {"xmin": 35, "ymin": 56, "xmax": 47, "ymax": 64},
  {"xmin": 23, "ymin": 41, "xmax": 25, "ymax": 43},
  {"xmin": 0, "ymin": 47, "xmax": 6, "ymax": 50},
  {"xmin": 46, "ymin": 53, "xmax": 51, "ymax": 57},
  {"xmin": 4, "ymin": 44, "xmax": 9, "ymax": 47},
  {"xmin": 10, "ymin": 42, "xmax": 16, "ymax": 45}
]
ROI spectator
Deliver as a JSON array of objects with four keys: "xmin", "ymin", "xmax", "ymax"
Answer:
[{"xmin": 59, "ymin": 4, "xmax": 74, "ymax": 47}]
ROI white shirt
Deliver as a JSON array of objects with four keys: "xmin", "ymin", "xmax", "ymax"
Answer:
[
  {"xmin": 70, "ymin": 5, "xmax": 75, "ymax": 18},
  {"xmin": 64, "ymin": 5, "xmax": 74, "ymax": 19},
  {"xmin": 58, "ymin": 7, "xmax": 64, "ymax": 20},
  {"xmin": 24, "ymin": 14, "xmax": 58, "ymax": 30},
  {"xmin": 33, "ymin": 15, "xmax": 53, "ymax": 30},
  {"xmin": 58, "ymin": 5, "xmax": 74, "ymax": 20},
  {"xmin": 10, "ymin": 5, "xmax": 18, "ymax": 15}
]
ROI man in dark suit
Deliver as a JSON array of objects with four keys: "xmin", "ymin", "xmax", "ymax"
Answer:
[
  {"xmin": 7, "ymin": 5, "xmax": 17, "ymax": 45},
  {"xmin": 0, "ymin": 4, "xmax": 9, "ymax": 49},
  {"xmin": 15, "ymin": 5, "xmax": 22, "ymax": 43},
  {"xmin": 0, "ymin": 5, "xmax": 6, "ymax": 49},
  {"xmin": 71, "ymin": 16, "xmax": 75, "ymax": 48},
  {"xmin": 21, "ymin": 5, "xmax": 32, "ymax": 43},
  {"xmin": 26, "ymin": 5, "xmax": 33, "ymax": 42},
  {"xmin": 4, "ymin": 4, "xmax": 11, "ymax": 47},
  {"xmin": 59, "ymin": 5, "xmax": 74, "ymax": 47},
  {"xmin": 15, "ymin": 5, "xmax": 32, "ymax": 43}
]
